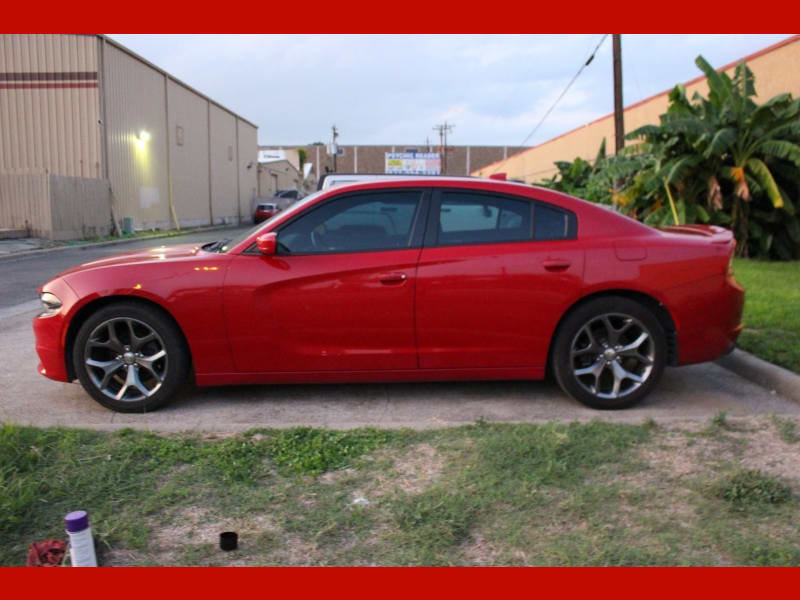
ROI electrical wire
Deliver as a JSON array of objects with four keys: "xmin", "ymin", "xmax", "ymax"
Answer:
[{"xmin": 492, "ymin": 34, "xmax": 609, "ymax": 174}]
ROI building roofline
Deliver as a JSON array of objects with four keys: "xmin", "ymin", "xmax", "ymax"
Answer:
[
  {"xmin": 99, "ymin": 34, "xmax": 258, "ymax": 130},
  {"xmin": 477, "ymin": 34, "xmax": 800, "ymax": 174}
]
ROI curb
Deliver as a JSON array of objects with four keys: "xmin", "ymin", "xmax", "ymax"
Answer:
[
  {"xmin": 0, "ymin": 224, "xmax": 242, "ymax": 263},
  {"xmin": 715, "ymin": 348, "xmax": 800, "ymax": 403}
]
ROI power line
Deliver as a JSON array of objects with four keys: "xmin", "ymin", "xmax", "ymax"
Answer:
[{"xmin": 493, "ymin": 34, "xmax": 609, "ymax": 174}]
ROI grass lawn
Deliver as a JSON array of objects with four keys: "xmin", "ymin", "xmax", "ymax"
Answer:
[
  {"xmin": 732, "ymin": 259, "xmax": 800, "ymax": 373},
  {"xmin": 2, "ymin": 416, "xmax": 799, "ymax": 566}
]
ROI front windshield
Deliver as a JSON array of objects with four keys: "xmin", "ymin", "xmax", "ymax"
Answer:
[{"xmin": 207, "ymin": 190, "xmax": 326, "ymax": 253}]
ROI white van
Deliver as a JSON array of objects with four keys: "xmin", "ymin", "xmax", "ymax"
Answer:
[{"xmin": 317, "ymin": 173, "xmax": 430, "ymax": 191}]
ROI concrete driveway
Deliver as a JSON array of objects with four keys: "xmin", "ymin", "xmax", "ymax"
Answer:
[{"xmin": 2, "ymin": 306, "xmax": 799, "ymax": 432}]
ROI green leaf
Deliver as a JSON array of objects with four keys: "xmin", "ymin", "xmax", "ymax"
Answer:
[
  {"xmin": 594, "ymin": 138, "xmax": 607, "ymax": 167},
  {"xmin": 757, "ymin": 140, "xmax": 800, "ymax": 168},
  {"xmin": 663, "ymin": 155, "xmax": 702, "ymax": 185},
  {"xmin": 705, "ymin": 127, "xmax": 736, "ymax": 157},
  {"xmin": 746, "ymin": 158, "xmax": 784, "ymax": 209},
  {"xmin": 695, "ymin": 55, "xmax": 733, "ymax": 104}
]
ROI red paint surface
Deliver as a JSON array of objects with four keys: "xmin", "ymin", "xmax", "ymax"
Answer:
[{"xmin": 33, "ymin": 178, "xmax": 744, "ymax": 387}]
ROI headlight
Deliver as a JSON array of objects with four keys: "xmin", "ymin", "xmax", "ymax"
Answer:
[{"xmin": 40, "ymin": 292, "xmax": 62, "ymax": 316}]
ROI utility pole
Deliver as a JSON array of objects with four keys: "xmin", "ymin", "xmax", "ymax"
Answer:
[
  {"xmin": 331, "ymin": 124, "xmax": 339, "ymax": 172},
  {"xmin": 432, "ymin": 121, "xmax": 454, "ymax": 174},
  {"xmin": 612, "ymin": 34, "xmax": 624, "ymax": 154}
]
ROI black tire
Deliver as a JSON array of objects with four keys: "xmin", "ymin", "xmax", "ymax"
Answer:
[
  {"xmin": 552, "ymin": 296, "xmax": 667, "ymax": 410},
  {"xmin": 72, "ymin": 301, "xmax": 190, "ymax": 412}
]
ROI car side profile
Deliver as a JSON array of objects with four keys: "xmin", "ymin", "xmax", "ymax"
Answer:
[{"xmin": 34, "ymin": 177, "xmax": 744, "ymax": 412}]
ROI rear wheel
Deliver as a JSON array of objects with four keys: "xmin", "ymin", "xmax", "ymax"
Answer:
[
  {"xmin": 552, "ymin": 297, "xmax": 667, "ymax": 409},
  {"xmin": 72, "ymin": 302, "xmax": 190, "ymax": 412}
]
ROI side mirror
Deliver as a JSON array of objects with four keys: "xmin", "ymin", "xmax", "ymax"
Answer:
[{"xmin": 256, "ymin": 232, "xmax": 277, "ymax": 256}]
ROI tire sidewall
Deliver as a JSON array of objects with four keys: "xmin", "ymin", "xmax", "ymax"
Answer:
[
  {"xmin": 72, "ymin": 302, "xmax": 189, "ymax": 412},
  {"xmin": 552, "ymin": 296, "xmax": 667, "ymax": 410}
]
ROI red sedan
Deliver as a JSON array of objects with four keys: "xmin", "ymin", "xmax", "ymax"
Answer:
[{"xmin": 33, "ymin": 178, "xmax": 744, "ymax": 412}]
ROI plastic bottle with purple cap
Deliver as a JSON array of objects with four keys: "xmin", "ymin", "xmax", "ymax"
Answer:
[{"xmin": 65, "ymin": 510, "xmax": 98, "ymax": 567}]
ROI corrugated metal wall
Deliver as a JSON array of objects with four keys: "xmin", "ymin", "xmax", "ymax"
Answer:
[
  {"xmin": 167, "ymin": 79, "xmax": 211, "ymax": 227},
  {"xmin": 0, "ymin": 172, "xmax": 51, "ymax": 234},
  {"xmin": 1, "ymin": 34, "xmax": 258, "ymax": 235},
  {"xmin": 0, "ymin": 173, "xmax": 110, "ymax": 239},
  {"xmin": 103, "ymin": 41, "xmax": 171, "ymax": 229},
  {"xmin": 237, "ymin": 120, "xmax": 258, "ymax": 222},
  {"xmin": 0, "ymin": 34, "xmax": 101, "ymax": 178},
  {"xmin": 48, "ymin": 175, "xmax": 112, "ymax": 240},
  {"xmin": 209, "ymin": 104, "xmax": 238, "ymax": 224}
]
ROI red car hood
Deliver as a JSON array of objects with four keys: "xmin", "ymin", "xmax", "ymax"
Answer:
[{"xmin": 57, "ymin": 242, "xmax": 203, "ymax": 277}]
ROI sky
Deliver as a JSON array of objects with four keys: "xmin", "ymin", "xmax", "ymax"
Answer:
[{"xmin": 108, "ymin": 34, "xmax": 792, "ymax": 148}]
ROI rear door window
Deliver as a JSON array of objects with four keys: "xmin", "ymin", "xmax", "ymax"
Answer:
[{"xmin": 437, "ymin": 192, "xmax": 532, "ymax": 246}]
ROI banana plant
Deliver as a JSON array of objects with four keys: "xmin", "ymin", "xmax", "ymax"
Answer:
[{"xmin": 624, "ymin": 56, "xmax": 800, "ymax": 258}]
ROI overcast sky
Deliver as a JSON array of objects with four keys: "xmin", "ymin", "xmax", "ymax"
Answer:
[{"xmin": 108, "ymin": 34, "xmax": 791, "ymax": 148}]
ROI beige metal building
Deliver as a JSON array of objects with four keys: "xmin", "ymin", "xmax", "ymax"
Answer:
[
  {"xmin": 257, "ymin": 160, "xmax": 303, "ymax": 198},
  {"xmin": 473, "ymin": 35, "xmax": 800, "ymax": 184},
  {"xmin": 0, "ymin": 34, "xmax": 258, "ymax": 238}
]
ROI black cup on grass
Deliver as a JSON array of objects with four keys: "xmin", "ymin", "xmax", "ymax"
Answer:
[{"xmin": 220, "ymin": 531, "xmax": 238, "ymax": 551}]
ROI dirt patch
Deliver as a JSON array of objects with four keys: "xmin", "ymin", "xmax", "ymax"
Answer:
[
  {"xmin": 318, "ymin": 467, "xmax": 356, "ymax": 485},
  {"xmin": 460, "ymin": 532, "xmax": 504, "ymax": 565},
  {"xmin": 738, "ymin": 419, "xmax": 800, "ymax": 490},
  {"xmin": 391, "ymin": 443, "xmax": 444, "ymax": 494}
]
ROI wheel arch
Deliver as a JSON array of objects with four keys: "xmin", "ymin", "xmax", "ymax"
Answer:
[
  {"xmin": 64, "ymin": 295, "xmax": 193, "ymax": 381},
  {"xmin": 547, "ymin": 289, "xmax": 679, "ymax": 375}
]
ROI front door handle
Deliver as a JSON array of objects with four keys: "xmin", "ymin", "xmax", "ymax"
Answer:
[
  {"xmin": 379, "ymin": 272, "xmax": 408, "ymax": 284},
  {"xmin": 543, "ymin": 259, "xmax": 571, "ymax": 271}
]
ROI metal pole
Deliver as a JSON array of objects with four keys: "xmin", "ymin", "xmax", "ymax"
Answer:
[{"xmin": 613, "ymin": 34, "xmax": 624, "ymax": 154}]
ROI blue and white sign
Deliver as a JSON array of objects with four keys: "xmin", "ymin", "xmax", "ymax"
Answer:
[{"xmin": 385, "ymin": 152, "xmax": 441, "ymax": 175}]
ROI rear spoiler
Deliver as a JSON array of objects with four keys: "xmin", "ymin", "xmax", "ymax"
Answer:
[{"xmin": 657, "ymin": 224, "xmax": 734, "ymax": 245}]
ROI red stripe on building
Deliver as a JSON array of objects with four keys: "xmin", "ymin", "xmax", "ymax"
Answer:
[
  {"xmin": 0, "ymin": 71, "xmax": 98, "ymax": 81},
  {"xmin": 0, "ymin": 82, "xmax": 99, "ymax": 89}
]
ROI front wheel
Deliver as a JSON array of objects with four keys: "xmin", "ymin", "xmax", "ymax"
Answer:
[
  {"xmin": 72, "ymin": 302, "xmax": 190, "ymax": 412},
  {"xmin": 552, "ymin": 297, "xmax": 667, "ymax": 410}
]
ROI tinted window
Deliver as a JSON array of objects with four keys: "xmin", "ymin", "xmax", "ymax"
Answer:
[
  {"xmin": 437, "ymin": 193, "xmax": 531, "ymax": 245},
  {"xmin": 534, "ymin": 204, "xmax": 573, "ymax": 240},
  {"xmin": 278, "ymin": 192, "xmax": 420, "ymax": 254}
]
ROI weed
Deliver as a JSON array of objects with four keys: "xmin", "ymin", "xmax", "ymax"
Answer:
[
  {"xmin": 263, "ymin": 427, "xmax": 397, "ymax": 475},
  {"xmin": 771, "ymin": 415, "xmax": 800, "ymax": 444},
  {"xmin": 712, "ymin": 469, "xmax": 792, "ymax": 507}
]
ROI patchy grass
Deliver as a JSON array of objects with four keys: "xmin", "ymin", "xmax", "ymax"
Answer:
[
  {"xmin": 2, "ymin": 418, "xmax": 800, "ymax": 566},
  {"xmin": 772, "ymin": 415, "xmax": 800, "ymax": 444},
  {"xmin": 733, "ymin": 258, "xmax": 800, "ymax": 373}
]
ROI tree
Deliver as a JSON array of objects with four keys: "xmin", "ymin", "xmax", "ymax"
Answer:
[{"xmin": 624, "ymin": 56, "xmax": 800, "ymax": 258}]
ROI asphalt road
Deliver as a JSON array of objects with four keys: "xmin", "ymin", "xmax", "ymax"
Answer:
[
  {"xmin": 1, "ymin": 227, "xmax": 798, "ymax": 431},
  {"xmin": 0, "ymin": 226, "xmax": 251, "ymax": 310}
]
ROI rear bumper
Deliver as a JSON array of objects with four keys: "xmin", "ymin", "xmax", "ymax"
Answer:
[{"xmin": 667, "ymin": 273, "xmax": 745, "ymax": 366}]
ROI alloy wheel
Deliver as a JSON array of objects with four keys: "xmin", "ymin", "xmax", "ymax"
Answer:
[
  {"xmin": 570, "ymin": 313, "xmax": 655, "ymax": 400},
  {"xmin": 83, "ymin": 317, "xmax": 168, "ymax": 401}
]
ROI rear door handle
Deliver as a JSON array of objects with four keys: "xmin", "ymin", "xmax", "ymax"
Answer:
[
  {"xmin": 543, "ymin": 259, "xmax": 571, "ymax": 271},
  {"xmin": 379, "ymin": 272, "xmax": 407, "ymax": 284}
]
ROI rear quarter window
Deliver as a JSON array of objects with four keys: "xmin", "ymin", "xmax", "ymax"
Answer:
[{"xmin": 534, "ymin": 203, "xmax": 577, "ymax": 241}]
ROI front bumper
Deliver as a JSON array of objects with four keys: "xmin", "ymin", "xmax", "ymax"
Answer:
[{"xmin": 32, "ymin": 278, "xmax": 78, "ymax": 383}]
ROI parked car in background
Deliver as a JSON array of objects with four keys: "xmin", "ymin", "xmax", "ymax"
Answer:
[
  {"xmin": 271, "ymin": 189, "xmax": 305, "ymax": 211},
  {"xmin": 253, "ymin": 202, "xmax": 278, "ymax": 223},
  {"xmin": 33, "ymin": 177, "xmax": 744, "ymax": 413}
]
